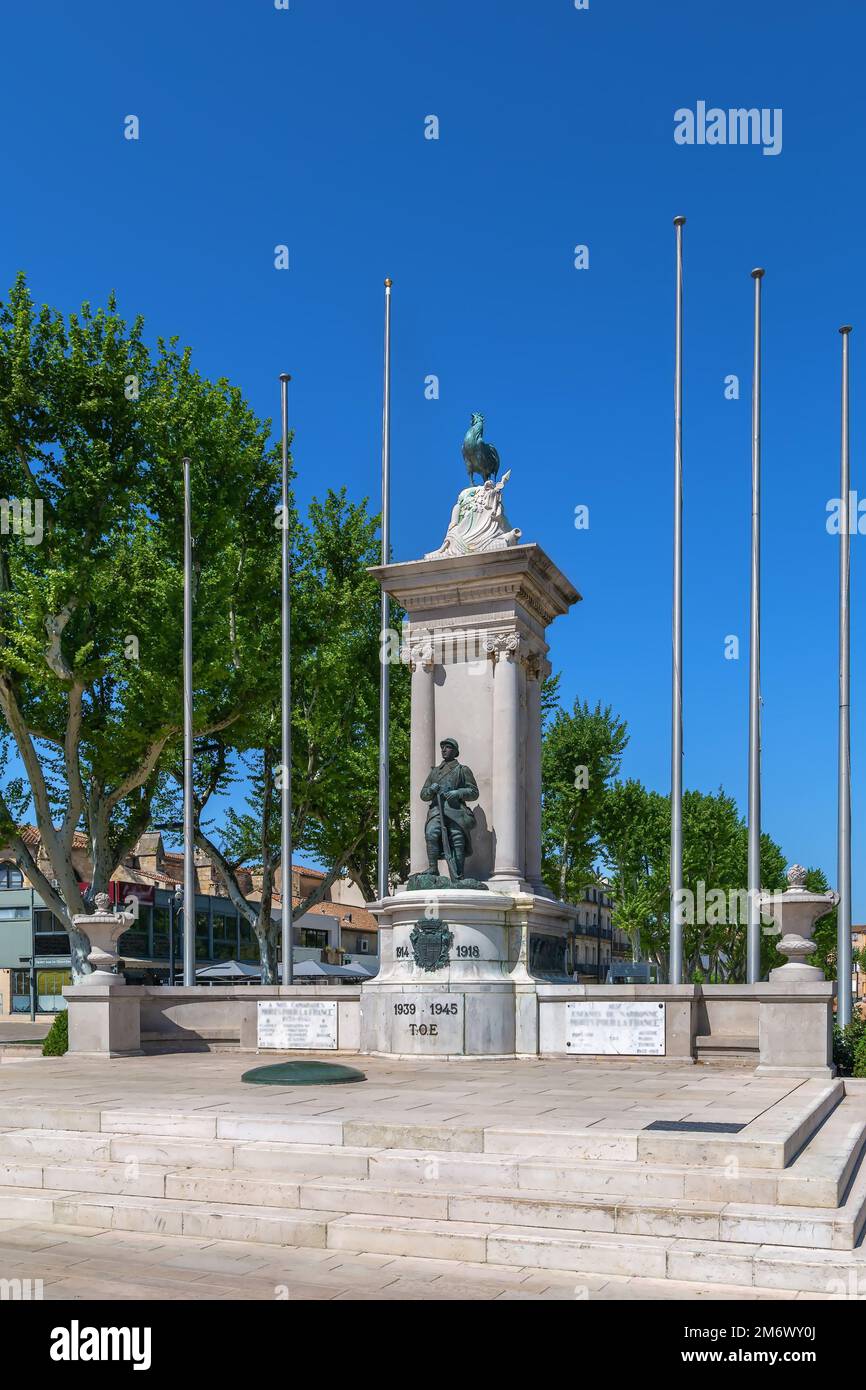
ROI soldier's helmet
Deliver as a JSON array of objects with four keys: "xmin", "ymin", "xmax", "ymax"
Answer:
[{"xmin": 440, "ymin": 737, "xmax": 459, "ymax": 755}]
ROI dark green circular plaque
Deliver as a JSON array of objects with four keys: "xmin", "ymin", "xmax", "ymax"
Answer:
[{"xmin": 241, "ymin": 1060, "xmax": 366, "ymax": 1086}]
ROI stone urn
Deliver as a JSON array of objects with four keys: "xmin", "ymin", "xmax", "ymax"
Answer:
[
  {"xmin": 759, "ymin": 864, "xmax": 837, "ymax": 982},
  {"xmin": 74, "ymin": 892, "xmax": 135, "ymax": 985}
]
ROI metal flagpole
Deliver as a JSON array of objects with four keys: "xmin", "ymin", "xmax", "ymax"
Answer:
[
  {"xmin": 669, "ymin": 216, "xmax": 685, "ymax": 985},
  {"xmin": 182, "ymin": 456, "xmax": 196, "ymax": 988},
  {"xmin": 279, "ymin": 374, "xmax": 293, "ymax": 985},
  {"xmin": 747, "ymin": 269, "xmax": 765, "ymax": 984},
  {"xmin": 377, "ymin": 279, "xmax": 393, "ymax": 902},
  {"xmin": 837, "ymin": 326, "xmax": 853, "ymax": 1026}
]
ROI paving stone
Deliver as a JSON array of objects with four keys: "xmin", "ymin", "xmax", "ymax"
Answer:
[{"xmin": 0, "ymin": 1053, "xmax": 856, "ymax": 1300}]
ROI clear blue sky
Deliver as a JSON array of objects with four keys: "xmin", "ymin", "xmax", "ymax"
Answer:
[{"xmin": 2, "ymin": 1, "xmax": 864, "ymax": 908}]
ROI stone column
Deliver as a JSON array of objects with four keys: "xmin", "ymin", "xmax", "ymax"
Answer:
[
  {"xmin": 524, "ymin": 654, "xmax": 546, "ymax": 892},
  {"xmin": 407, "ymin": 634, "xmax": 436, "ymax": 877},
  {"xmin": 489, "ymin": 633, "xmax": 522, "ymax": 884}
]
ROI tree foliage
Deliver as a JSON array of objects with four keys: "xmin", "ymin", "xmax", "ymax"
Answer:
[
  {"xmin": 0, "ymin": 274, "xmax": 279, "ymax": 975},
  {"xmin": 804, "ymin": 865, "xmax": 839, "ymax": 980},
  {"xmin": 540, "ymin": 698, "xmax": 628, "ymax": 899},
  {"xmin": 157, "ymin": 490, "xmax": 410, "ymax": 980},
  {"xmin": 541, "ymin": 691, "xmax": 791, "ymax": 982}
]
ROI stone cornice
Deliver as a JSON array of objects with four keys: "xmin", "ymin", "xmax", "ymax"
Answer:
[
  {"xmin": 369, "ymin": 544, "xmax": 581, "ymax": 631},
  {"xmin": 399, "ymin": 623, "xmax": 548, "ymax": 670}
]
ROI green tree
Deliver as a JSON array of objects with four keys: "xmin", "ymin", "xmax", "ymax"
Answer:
[
  {"xmin": 596, "ymin": 781, "xmax": 787, "ymax": 981},
  {"xmin": 156, "ymin": 490, "xmax": 410, "ymax": 981},
  {"xmin": 541, "ymin": 698, "xmax": 628, "ymax": 900},
  {"xmin": 804, "ymin": 866, "xmax": 839, "ymax": 980},
  {"xmin": 0, "ymin": 274, "xmax": 280, "ymax": 976},
  {"xmin": 595, "ymin": 779, "xmax": 669, "ymax": 963}
]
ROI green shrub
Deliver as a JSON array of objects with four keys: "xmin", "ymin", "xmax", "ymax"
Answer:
[
  {"xmin": 834, "ymin": 1009, "xmax": 866, "ymax": 1075},
  {"xmin": 42, "ymin": 1010, "xmax": 68, "ymax": 1057},
  {"xmin": 853, "ymin": 1036, "xmax": 866, "ymax": 1079}
]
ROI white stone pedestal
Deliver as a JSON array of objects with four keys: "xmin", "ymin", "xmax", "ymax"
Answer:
[
  {"xmin": 63, "ymin": 982, "xmax": 143, "ymax": 1059},
  {"xmin": 366, "ymin": 533, "xmax": 582, "ymax": 1058},
  {"xmin": 754, "ymin": 981, "xmax": 836, "ymax": 1077},
  {"xmin": 361, "ymin": 888, "xmax": 574, "ymax": 1057}
]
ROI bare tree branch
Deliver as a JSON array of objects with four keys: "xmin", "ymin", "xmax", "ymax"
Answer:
[
  {"xmin": 61, "ymin": 681, "xmax": 86, "ymax": 843},
  {"xmin": 105, "ymin": 735, "xmax": 172, "ymax": 812}
]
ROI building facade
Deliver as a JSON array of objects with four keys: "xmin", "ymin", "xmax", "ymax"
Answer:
[
  {"xmin": 569, "ymin": 884, "xmax": 631, "ymax": 980},
  {"xmin": 853, "ymin": 926, "xmax": 865, "ymax": 1004},
  {"xmin": 0, "ymin": 830, "xmax": 378, "ymax": 1013},
  {"xmin": 0, "ymin": 830, "xmax": 626, "ymax": 1007}
]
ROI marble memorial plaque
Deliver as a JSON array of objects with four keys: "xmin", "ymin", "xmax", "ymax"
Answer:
[
  {"xmin": 565, "ymin": 1000, "xmax": 665, "ymax": 1056},
  {"xmin": 257, "ymin": 999, "xmax": 338, "ymax": 1050},
  {"xmin": 390, "ymin": 993, "xmax": 464, "ymax": 1053}
]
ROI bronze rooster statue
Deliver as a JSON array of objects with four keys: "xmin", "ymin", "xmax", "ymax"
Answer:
[{"xmin": 462, "ymin": 412, "xmax": 501, "ymax": 485}]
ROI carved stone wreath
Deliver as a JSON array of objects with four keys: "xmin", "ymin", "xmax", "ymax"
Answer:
[{"xmin": 410, "ymin": 916, "xmax": 454, "ymax": 972}]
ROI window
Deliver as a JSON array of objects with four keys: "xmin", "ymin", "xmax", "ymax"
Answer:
[
  {"xmin": 0, "ymin": 906, "xmax": 29, "ymax": 920},
  {"xmin": 38, "ymin": 969, "xmax": 71, "ymax": 1003},
  {"xmin": 0, "ymin": 864, "xmax": 23, "ymax": 889},
  {"xmin": 11, "ymin": 968, "xmax": 70, "ymax": 1013},
  {"xmin": 360, "ymin": 938, "xmax": 369, "ymax": 953},
  {"xmin": 302, "ymin": 928, "xmax": 329, "ymax": 950},
  {"xmin": 195, "ymin": 910, "xmax": 210, "ymax": 960},
  {"xmin": 117, "ymin": 927, "xmax": 148, "ymax": 958},
  {"xmin": 152, "ymin": 904, "xmax": 173, "ymax": 961},
  {"xmin": 111, "ymin": 904, "xmax": 151, "ymax": 960},
  {"xmin": 239, "ymin": 918, "xmax": 259, "ymax": 962},
  {"xmin": 212, "ymin": 912, "xmax": 239, "ymax": 961},
  {"xmin": 34, "ymin": 909, "xmax": 70, "ymax": 959}
]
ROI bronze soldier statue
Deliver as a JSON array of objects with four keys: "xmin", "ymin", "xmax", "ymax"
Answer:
[{"xmin": 420, "ymin": 737, "xmax": 479, "ymax": 879}]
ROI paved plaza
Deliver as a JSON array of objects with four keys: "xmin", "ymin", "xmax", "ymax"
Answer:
[
  {"xmin": 0, "ymin": 1219, "xmax": 822, "ymax": 1301},
  {"xmin": 0, "ymin": 1050, "xmax": 824, "ymax": 1140},
  {"xmin": 0, "ymin": 1051, "xmax": 862, "ymax": 1300}
]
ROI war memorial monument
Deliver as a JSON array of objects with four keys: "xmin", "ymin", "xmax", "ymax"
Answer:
[
  {"xmin": 7, "ymin": 414, "xmax": 865, "ymax": 1307},
  {"xmin": 63, "ymin": 418, "xmax": 837, "ymax": 1076}
]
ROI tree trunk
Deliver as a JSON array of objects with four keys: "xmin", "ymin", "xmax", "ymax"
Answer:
[
  {"xmin": 256, "ymin": 908, "xmax": 278, "ymax": 985},
  {"xmin": 68, "ymin": 924, "xmax": 92, "ymax": 983}
]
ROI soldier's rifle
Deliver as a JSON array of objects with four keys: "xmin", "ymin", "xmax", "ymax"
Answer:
[{"xmin": 434, "ymin": 785, "xmax": 460, "ymax": 881}]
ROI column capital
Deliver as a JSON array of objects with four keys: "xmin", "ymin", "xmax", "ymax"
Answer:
[
  {"xmin": 402, "ymin": 636, "xmax": 435, "ymax": 672},
  {"xmin": 525, "ymin": 653, "xmax": 552, "ymax": 681},
  {"xmin": 484, "ymin": 630, "xmax": 522, "ymax": 663}
]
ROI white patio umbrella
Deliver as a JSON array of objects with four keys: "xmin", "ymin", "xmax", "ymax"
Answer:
[{"xmin": 194, "ymin": 960, "xmax": 261, "ymax": 982}]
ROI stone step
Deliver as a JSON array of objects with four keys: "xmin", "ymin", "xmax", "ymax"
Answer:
[
  {"xmin": 695, "ymin": 1034, "xmax": 759, "ymax": 1065},
  {"xmin": 695, "ymin": 1034, "xmax": 758, "ymax": 1051},
  {"xmin": 0, "ymin": 1114, "xmax": 859, "ymax": 1215},
  {"xmin": 0, "ymin": 1186, "xmax": 72, "ymax": 1222},
  {"xmin": 325, "ymin": 1211, "xmax": 866, "ymax": 1290},
  {"xmin": 107, "ymin": 1133, "xmax": 374, "ymax": 1176},
  {"xmin": 488, "ymin": 1224, "xmax": 866, "ymax": 1294},
  {"xmin": 159, "ymin": 1170, "xmax": 866, "ymax": 1251},
  {"xmin": 4, "ymin": 1177, "xmax": 866, "ymax": 1287},
  {"xmin": 2, "ymin": 1149, "xmax": 864, "ymax": 1250},
  {"xmin": 233, "ymin": 1141, "xmax": 372, "ymax": 1178},
  {"xmin": 327, "ymin": 1211, "xmax": 492, "ymax": 1262},
  {"xmin": 776, "ymin": 1096, "xmax": 866, "ymax": 1207},
  {"xmin": 481, "ymin": 1078, "xmax": 843, "ymax": 1171},
  {"xmin": 0, "ymin": 1138, "xmax": 809, "ymax": 1209},
  {"xmin": 0, "ymin": 1076, "xmax": 839, "ymax": 1173},
  {"xmin": 0, "ymin": 1128, "xmax": 374, "ymax": 1175},
  {"xmin": 46, "ymin": 1188, "xmax": 342, "ymax": 1246},
  {"xmin": 367, "ymin": 1147, "xmax": 774, "ymax": 1203},
  {"xmin": 0, "ymin": 1129, "xmax": 114, "ymax": 1162}
]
